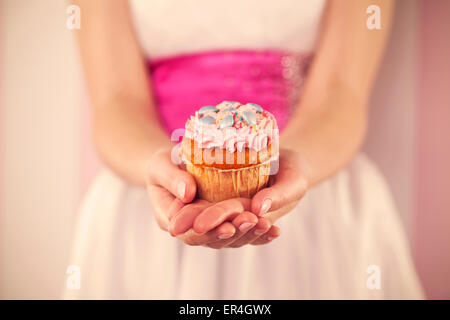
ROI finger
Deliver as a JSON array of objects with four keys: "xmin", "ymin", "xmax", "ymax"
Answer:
[
  {"xmin": 232, "ymin": 211, "xmax": 259, "ymax": 233},
  {"xmin": 251, "ymin": 155, "xmax": 308, "ymax": 216},
  {"xmin": 193, "ymin": 198, "xmax": 251, "ymax": 234},
  {"xmin": 148, "ymin": 150, "xmax": 197, "ymax": 203},
  {"xmin": 147, "ymin": 185, "xmax": 175, "ymax": 231},
  {"xmin": 205, "ymin": 211, "xmax": 259, "ymax": 248},
  {"xmin": 168, "ymin": 201, "xmax": 212, "ymax": 236},
  {"xmin": 251, "ymin": 225, "xmax": 281, "ymax": 245},
  {"xmin": 215, "ymin": 222, "xmax": 237, "ymax": 240},
  {"xmin": 177, "ymin": 223, "xmax": 236, "ymax": 247},
  {"xmin": 226, "ymin": 217, "xmax": 272, "ymax": 248},
  {"xmin": 167, "ymin": 198, "xmax": 184, "ymax": 220},
  {"xmin": 204, "ymin": 222, "xmax": 239, "ymax": 249},
  {"xmin": 168, "ymin": 199, "xmax": 210, "ymax": 221}
]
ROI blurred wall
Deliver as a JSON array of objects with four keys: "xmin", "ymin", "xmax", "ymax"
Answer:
[
  {"xmin": 415, "ymin": 0, "xmax": 450, "ymax": 299},
  {"xmin": 364, "ymin": 0, "xmax": 418, "ymax": 238},
  {"xmin": 0, "ymin": 0, "xmax": 448, "ymax": 299},
  {"xmin": 0, "ymin": 0, "xmax": 86, "ymax": 298}
]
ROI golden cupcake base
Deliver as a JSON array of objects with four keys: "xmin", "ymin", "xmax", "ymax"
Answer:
[{"xmin": 185, "ymin": 158, "xmax": 273, "ymax": 202}]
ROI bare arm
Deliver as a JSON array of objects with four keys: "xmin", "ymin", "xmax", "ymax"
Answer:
[
  {"xmin": 249, "ymin": 0, "xmax": 394, "ymax": 218},
  {"xmin": 282, "ymin": 0, "xmax": 394, "ymax": 187},
  {"xmin": 168, "ymin": 1, "xmax": 395, "ymax": 243},
  {"xmin": 75, "ymin": 0, "xmax": 168, "ymax": 186}
]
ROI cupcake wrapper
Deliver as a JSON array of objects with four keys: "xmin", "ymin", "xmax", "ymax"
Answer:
[{"xmin": 185, "ymin": 160, "xmax": 273, "ymax": 202}]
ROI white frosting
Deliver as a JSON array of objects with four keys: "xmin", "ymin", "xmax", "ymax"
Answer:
[{"xmin": 184, "ymin": 101, "xmax": 279, "ymax": 152}]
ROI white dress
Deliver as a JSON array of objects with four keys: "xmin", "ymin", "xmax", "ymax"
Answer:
[{"xmin": 63, "ymin": 0, "xmax": 423, "ymax": 299}]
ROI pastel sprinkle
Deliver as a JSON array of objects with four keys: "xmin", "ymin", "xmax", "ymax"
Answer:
[
  {"xmin": 199, "ymin": 116, "xmax": 216, "ymax": 125},
  {"xmin": 219, "ymin": 115, "xmax": 234, "ymax": 129},
  {"xmin": 223, "ymin": 107, "xmax": 237, "ymax": 113},
  {"xmin": 224, "ymin": 101, "xmax": 239, "ymax": 105},
  {"xmin": 199, "ymin": 105, "xmax": 219, "ymax": 115},
  {"xmin": 242, "ymin": 111, "xmax": 257, "ymax": 126},
  {"xmin": 248, "ymin": 103, "xmax": 263, "ymax": 113}
]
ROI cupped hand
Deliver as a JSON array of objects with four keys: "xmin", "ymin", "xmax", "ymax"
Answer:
[
  {"xmin": 169, "ymin": 197, "xmax": 280, "ymax": 248},
  {"xmin": 146, "ymin": 149, "xmax": 277, "ymax": 248},
  {"xmin": 168, "ymin": 148, "xmax": 309, "ymax": 248},
  {"xmin": 251, "ymin": 148, "xmax": 309, "ymax": 223}
]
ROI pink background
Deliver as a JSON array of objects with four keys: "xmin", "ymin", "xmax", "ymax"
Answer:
[{"xmin": 414, "ymin": 0, "xmax": 450, "ymax": 299}]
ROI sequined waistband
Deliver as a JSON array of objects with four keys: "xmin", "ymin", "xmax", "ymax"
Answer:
[{"xmin": 149, "ymin": 50, "xmax": 312, "ymax": 134}]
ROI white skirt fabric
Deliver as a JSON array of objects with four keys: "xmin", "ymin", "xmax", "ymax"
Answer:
[{"xmin": 63, "ymin": 153, "xmax": 423, "ymax": 299}]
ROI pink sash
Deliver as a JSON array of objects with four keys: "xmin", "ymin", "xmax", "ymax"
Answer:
[{"xmin": 149, "ymin": 50, "xmax": 312, "ymax": 134}]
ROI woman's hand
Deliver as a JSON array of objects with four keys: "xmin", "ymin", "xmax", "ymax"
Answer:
[
  {"xmin": 146, "ymin": 149, "xmax": 197, "ymax": 230},
  {"xmin": 169, "ymin": 198, "xmax": 280, "ymax": 249},
  {"xmin": 168, "ymin": 149, "xmax": 308, "ymax": 248},
  {"xmin": 251, "ymin": 149, "xmax": 309, "ymax": 224},
  {"xmin": 218, "ymin": 149, "xmax": 308, "ymax": 246},
  {"xmin": 146, "ymin": 149, "xmax": 278, "ymax": 248}
]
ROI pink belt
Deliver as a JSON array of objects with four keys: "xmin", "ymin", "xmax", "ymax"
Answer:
[{"xmin": 149, "ymin": 50, "xmax": 312, "ymax": 134}]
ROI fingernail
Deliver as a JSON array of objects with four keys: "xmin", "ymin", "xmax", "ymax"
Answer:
[
  {"xmin": 267, "ymin": 236, "xmax": 276, "ymax": 241},
  {"xmin": 239, "ymin": 222, "xmax": 255, "ymax": 233},
  {"xmin": 259, "ymin": 198, "xmax": 272, "ymax": 216},
  {"xmin": 254, "ymin": 229, "xmax": 265, "ymax": 236},
  {"xmin": 218, "ymin": 233, "xmax": 234, "ymax": 240},
  {"xmin": 177, "ymin": 181, "xmax": 186, "ymax": 199}
]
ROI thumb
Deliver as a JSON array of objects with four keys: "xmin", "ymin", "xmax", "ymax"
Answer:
[
  {"xmin": 251, "ymin": 154, "xmax": 308, "ymax": 216},
  {"xmin": 148, "ymin": 150, "xmax": 197, "ymax": 203}
]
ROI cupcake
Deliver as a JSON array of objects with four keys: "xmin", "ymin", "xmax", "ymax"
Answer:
[{"xmin": 182, "ymin": 101, "xmax": 279, "ymax": 202}]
